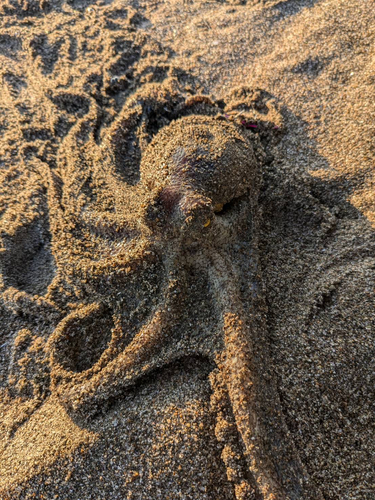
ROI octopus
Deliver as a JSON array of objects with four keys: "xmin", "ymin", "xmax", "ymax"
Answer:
[{"xmin": 1, "ymin": 83, "xmax": 320, "ymax": 500}]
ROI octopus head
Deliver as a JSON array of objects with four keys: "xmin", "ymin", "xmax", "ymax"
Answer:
[{"xmin": 140, "ymin": 114, "xmax": 260, "ymax": 242}]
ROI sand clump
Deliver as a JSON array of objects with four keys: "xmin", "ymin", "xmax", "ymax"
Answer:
[{"xmin": 0, "ymin": 0, "xmax": 374, "ymax": 499}]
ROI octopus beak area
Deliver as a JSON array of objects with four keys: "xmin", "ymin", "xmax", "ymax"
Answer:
[{"xmin": 145, "ymin": 185, "xmax": 215, "ymax": 237}]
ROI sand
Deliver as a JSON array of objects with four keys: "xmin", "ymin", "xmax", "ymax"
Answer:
[{"xmin": 0, "ymin": 0, "xmax": 374, "ymax": 499}]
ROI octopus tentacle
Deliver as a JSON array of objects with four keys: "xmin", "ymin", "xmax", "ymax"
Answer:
[
  {"xmin": 48, "ymin": 259, "xmax": 188, "ymax": 420},
  {"xmin": 204, "ymin": 249, "xmax": 312, "ymax": 500},
  {"xmin": 210, "ymin": 367, "xmax": 259, "ymax": 500},
  {"xmin": 0, "ymin": 287, "xmax": 62, "ymax": 321}
]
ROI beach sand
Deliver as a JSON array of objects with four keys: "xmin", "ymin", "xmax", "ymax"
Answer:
[{"xmin": 0, "ymin": 0, "xmax": 374, "ymax": 498}]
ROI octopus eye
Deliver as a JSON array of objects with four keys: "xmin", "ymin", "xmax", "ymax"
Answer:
[
  {"xmin": 214, "ymin": 195, "xmax": 246, "ymax": 217},
  {"xmin": 203, "ymin": 219, "xmax": 211, "ymax": 228}
]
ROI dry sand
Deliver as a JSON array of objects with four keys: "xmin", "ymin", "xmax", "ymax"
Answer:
[{"xmin": 0, "ymin": 0, "xmax": 374, "ymax": 499}]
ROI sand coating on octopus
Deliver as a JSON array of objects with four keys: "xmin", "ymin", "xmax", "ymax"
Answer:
[{"xmin": 48, "ymin": 114, "xmax": 300, "ymax": 499}]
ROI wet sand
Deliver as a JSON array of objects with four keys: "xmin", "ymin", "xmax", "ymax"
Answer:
[{"xmin": 0, "ymin": 0, "xmax": 374, "ymax": 499}]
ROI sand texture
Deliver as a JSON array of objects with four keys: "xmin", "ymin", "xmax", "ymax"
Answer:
[{"xmin": 0, "ymin": 0, "xmax": 374, "ymax": 499}]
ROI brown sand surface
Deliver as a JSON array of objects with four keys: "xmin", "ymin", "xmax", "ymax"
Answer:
[{"xmin": 0, "ymin": 0, "xmax": 374, "ymax": 499}]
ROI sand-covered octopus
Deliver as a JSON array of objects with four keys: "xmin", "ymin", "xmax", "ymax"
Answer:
[{"xmin": 2, "ymin": 83, "xmax": 319, "ymax": 499}]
